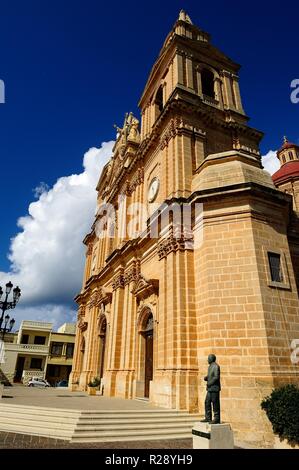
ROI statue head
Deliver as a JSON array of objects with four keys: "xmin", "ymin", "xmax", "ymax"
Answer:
[{"xmin": 208, "ymin": 354, "xmax": 216, "ymax": 364}]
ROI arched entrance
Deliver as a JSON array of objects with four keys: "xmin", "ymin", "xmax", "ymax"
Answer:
[
  {"xmin": 98, "ymin": 316, "xmax": 107, "ymax": 380},
  {"xmin": 144, "ymin": 315, "xmax": 153, "ymax": 397},
  {"xmin": 139, "ymin": 311, "xmax": 154, "ymax": 398}
]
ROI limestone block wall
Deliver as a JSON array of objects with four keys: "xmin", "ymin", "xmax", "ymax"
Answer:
[{"xmin": 193, "ymin": 191, "xmax": 299, "ymax": 446}]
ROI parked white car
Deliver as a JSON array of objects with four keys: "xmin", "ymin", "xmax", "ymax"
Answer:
[{"xmin": 27, "ymin": 377, "xmax": 50, "ymax": 387}]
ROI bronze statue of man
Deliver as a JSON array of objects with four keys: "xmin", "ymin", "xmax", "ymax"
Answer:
[{"xmin": 201, "ymin": 354, "xmax": 221, "ymax": 424}]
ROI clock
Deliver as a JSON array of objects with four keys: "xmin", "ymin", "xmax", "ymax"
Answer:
[{"xmin": 148, "ymin": 177, "xmax": 159, "ymax": 203}]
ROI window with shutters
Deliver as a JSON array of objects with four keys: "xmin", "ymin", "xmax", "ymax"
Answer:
[{"xmin": 268, "ymin": 252, "xmax": 283, "ymax": 283}]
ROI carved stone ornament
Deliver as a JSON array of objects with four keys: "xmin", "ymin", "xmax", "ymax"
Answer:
[
  {"xmin": 159, "ymin": 118, "xmax": 183, "ymax": 150},
  {"xmin": 87, "ymin": 288, "xmax": 113, "ymax": 309},
  {"xmin": 132, "ymin": 273, "xmax": 159, "ymax": 301},
  {"xmin": 114, "ymin": 112, "xmax": 140, "ymax": 154},
  {"xmin": 157, "ymin": 235, "xmax": 194, "ymax": 260},
  {"xmin": 112, "ymin": 272, "xmax": 125, "ymax": 291},
  {"xmin": 123, "ymin": 261, "xmax": 140, "ymax": 286},
  {"xmin": 86, "ymin": 244, "xmax": 93, "ymax": 256},
  {"xmin": 78, "ymin": 317, "xmax": 88, "ymax": 332}
]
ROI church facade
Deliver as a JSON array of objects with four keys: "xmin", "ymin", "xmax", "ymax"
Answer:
[{"xmin": 70, "ymin": 11, "xmax": 299, "ymax": 445}]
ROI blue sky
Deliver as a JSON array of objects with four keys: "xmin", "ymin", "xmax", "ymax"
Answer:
[{"xmin": 0, "ymin": 0, "xmax": 298, "ymax": 326}]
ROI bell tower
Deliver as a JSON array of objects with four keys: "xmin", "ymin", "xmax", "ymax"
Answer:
[{"xmin": 138, "ymin": 10, "xmax": 272, "ymax": 202}]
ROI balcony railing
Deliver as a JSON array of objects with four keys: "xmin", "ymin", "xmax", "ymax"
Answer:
[
  {"xmin": 5, "ymin": 343, "xmax": 49, "ymax": 354},
  {"xmin": 22, "ymin": 370, "xmax": 45, "ymax": 385},
  {"xmin": 202, "ymin": 94, "xmax": 220, "ymax": 108},
  {"xmin": 20, "ymin": 320, "xmax": 53, "ymax": 331}
]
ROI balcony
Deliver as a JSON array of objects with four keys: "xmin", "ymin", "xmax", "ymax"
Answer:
[
  {"xmin": 202, "ymin": 94, "xmax": 220, "ymax": 108},
  {"xmin": 5, "ymin": 343, "xmax": 49, "ymax": 355},
  {"xmin": 20, "ymin": 320, "xmax": 53, "ymax": 332}
]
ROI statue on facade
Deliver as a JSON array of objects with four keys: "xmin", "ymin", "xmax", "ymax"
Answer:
[
  {"xmin": 200, "ymin": 354, "xmax": 221, "ymax": 424},
  {"xmin": 114, "ymin": 112, "xmax": 140, "ymax": 149}
]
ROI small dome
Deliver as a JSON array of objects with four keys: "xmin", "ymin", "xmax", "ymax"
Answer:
[
  {"xmin": 277, "ymin": 137, "xmax": 299, "ymax": 155},
  {"xmin": 272, "ymin": 161, "xmax": 299, "ymax": 185}
]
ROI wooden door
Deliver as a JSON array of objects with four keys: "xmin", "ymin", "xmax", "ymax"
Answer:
[
  {"xmin": 14, "ymin": 356, "xmax": 25, "ymax": 382},
  {"xmin": 144, "ymin": 331, "xmax": 153, "ymax": 398}
]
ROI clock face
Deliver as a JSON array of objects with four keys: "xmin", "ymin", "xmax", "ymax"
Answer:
[{"xmin": 148, "ymin": 177, "xmax": 159, "ymax": 203}]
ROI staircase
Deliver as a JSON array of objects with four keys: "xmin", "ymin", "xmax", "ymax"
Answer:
[
  {"xmin": 0, "ymin": 403, "xmax": 200, "ymax": 442},
  {"xmin": 0, "ymin": 368, "xmax": 12, "ymax": 386}
]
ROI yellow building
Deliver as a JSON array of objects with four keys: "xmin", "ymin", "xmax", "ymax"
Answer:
[
  {"xmin": 46, "ymin": 323, "xmax": 75, "ymax": 385},
  {"xmin": 1, "ymin": 321, "xmax": 75, "ymax": 385},
  {"xmin": 70, "ymin": 11, "xmax": 299, "ymax": 446}
]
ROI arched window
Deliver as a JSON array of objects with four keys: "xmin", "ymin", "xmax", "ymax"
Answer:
[
  {"xmin": 282, "ymin": 155, "xmax": 286, "ymax": 164},
  {"xmin": 201, "ymin": 68, "xmax": 215, "ymax": 98},
  {"xmin": 154, "ymin": 86, "xmax": 163, "ymax": 117},
  {"xmin": 289, "ymin": 151, "xmax": 294, "ymax": 160}
]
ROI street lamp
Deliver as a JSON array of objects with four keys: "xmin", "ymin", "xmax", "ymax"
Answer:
[{"xmin": 0, "ymin": 282, "xmax": 21, "ymax": 340}]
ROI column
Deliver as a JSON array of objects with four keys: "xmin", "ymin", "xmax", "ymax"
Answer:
[
  {"xmin": 186, "ymin": 56, "xmax": 194, "ymax": 90},
  {"xmin": 232, "ymin": 75, "xmax": 244, "ymax": 114},
  {"xmin": 222, "ymin": 72, "xmax": 234, "ymax": 109}
]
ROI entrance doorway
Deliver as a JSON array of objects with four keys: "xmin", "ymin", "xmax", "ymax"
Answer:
[
  {"xmin": 143, "ymin": 314, "xmax": 153, "ymax": 398},
  {"xmin": 99, "ymin": 317, "xmax": 107, "ymax": 379},
  {"xmin": 14, "ymin": 356, "xmax": 25, "ymax": 382}
]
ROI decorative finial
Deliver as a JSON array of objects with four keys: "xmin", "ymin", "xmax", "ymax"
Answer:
[
  {"xmin": 179, "ymin": 10, "xmax": 193, "ymax": 24},
  {"xmin": 284, "ymin": 136, "xmax": 288, "ymax": 144}
]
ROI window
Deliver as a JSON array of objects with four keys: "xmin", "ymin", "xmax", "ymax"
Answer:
[
  {"xmin": 34, "ymin": 336, "xmax": 46, "ymax": 345},
  {"xmin": 154, "ymin": 86, "xmax": 163, "ymax": 115},
  {"xmin": 50, "ymin": 342, "xmax": 63, "ymax": 356},
  {"xmin": 30, "ymin": 358, "xmax": 42, "ymax": 369},
  {"xmin": 201, "ymin": 68, "xmax": 215, "ymax": 98},
  {"xmin": 21, "ymin": 334, "xmax": 29, "ymax": 344},
  {"xmin": 289, "ymin": 151, "xmax": 294, "ymax": 160},
  {"xmin": 282, "ymin": 155, "xmax": 286, "ymax": 164},
  {"xmin": 66, "ymin": 343, "xmax": 74, "ymax": 358},
  {"xmin": 268, "ymin": 252, "xmax": 283, "ymax": 283}
]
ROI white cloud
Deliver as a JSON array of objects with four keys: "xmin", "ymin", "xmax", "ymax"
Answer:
[
  {"xmin": 262, "ymin": 150, "xmax": 280, "ymax": 175},
  {"xmin": 0, "ymin": 141, "xmax": 114, "ymax": 328},
  {"xmin": 33, "ymin": 182, "xmax": 50, "ymax": 199},
  {"xmin": 11, "ymin": 304, "xmax": 77, "ymax": 331}
]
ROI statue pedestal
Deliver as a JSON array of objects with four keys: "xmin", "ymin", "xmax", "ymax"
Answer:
[{"xmin": 192, "ymin": 422, "xmax": 234, "ymax": 449}]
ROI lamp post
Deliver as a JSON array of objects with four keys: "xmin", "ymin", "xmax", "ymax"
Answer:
[{"xmin": 0, "ymin": 282, "xmax": 21, "ymax": 340}]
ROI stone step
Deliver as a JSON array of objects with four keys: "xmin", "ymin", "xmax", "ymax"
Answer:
[
  {"xmin": 71, "ymin": 428, "xmax": 193, "ymax": 442},
  {"xmin": 74, "ymin": 422, "xmax": 197, "ymax": 431},
  {"xmin": 0, "ymin": 405, "xmax": 194, "ymax": 419},
  {"xmin": 0, "ymin": 423, "xmax": 73, "ymax": 439},
  {"xmin": 77, "ymin": 417, "xmax": 199, "ymax": 425},
  {"xmin": 0, "ymin": 417, "xmax": 77, "ymax": 430},
  {"xmin": 0, "ymin": 411, "xmax": 79, "ymax": 423},
  {"xmin": 0, "ymin": 404, "xmax": 81, "ymax": 416},
  {"xmin": 0, "ymin": 414, "xmax": 198, "ymax": 428},
  {"xmin": 0, "ymin": 403, "xmax": 200, "ymax": 442},
  {"xmin": 0, "ymin": 403, "xmax": 187, "ymax": 413}
]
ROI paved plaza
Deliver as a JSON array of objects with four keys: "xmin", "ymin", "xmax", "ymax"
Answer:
[
  {"xmin": 0, "ymin": 385, "xmax": 194, "ymax": 449},
  {"xmin": 1, "ymin": 384, "xmax": 160, "ymax": 410},
  {"xmin": 0, "ymin": 431, "xmax": 192, "ymax": 449}
]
